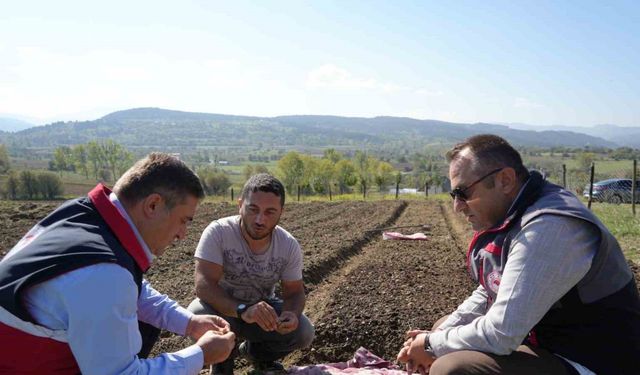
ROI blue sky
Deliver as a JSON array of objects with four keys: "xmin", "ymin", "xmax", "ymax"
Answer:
[{"xmin": 1, "ymin": 0, "xmax": 638, "ymax": 126}]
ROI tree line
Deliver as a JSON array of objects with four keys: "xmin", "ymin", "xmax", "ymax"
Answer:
[
  {"xmin": 1, "ymin": 144, "xmax": 64, "ymax": 199},
  {"xmin": 4, "ymin": 170, "xmax": 63, "ymax": 199},
  {"xmin": 50, "ymin": 140, "xmax": 134, "ymax": 182},
  {"xmin": 275, "ymin": 149, "xmax": 398, "ymax": 196}
]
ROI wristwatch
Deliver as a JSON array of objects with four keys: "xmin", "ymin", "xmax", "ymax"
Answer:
[
  {"xmin": 423, "ymin": 332, "xmax": 436, "ymax": 357},
  {"xmin": 236, "ymin": 303, "xmax": 249, "ymax": 318}
]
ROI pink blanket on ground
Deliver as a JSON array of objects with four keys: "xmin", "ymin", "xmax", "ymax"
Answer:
[
  {"xmin": 288, "ymin": 347, "xmax": 407, "ymax": 374},
  {"xmin": 382, "ymin": 232, "xmax": 428, "ymax": 241}
]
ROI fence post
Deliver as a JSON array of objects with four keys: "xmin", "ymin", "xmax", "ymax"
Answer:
[
  {"xmin": 329, "ymin": 185, "xmax": 332, "ymax": 201},
  {"xmin": 633, "ymin": 159, "xmax": 637, "ymax": 216},
  {"xmin": 230, "ymin": 188, "xmax": 234, "ymax": 202},
  {"xmin": 588, "ymin": 162, "xmax": 595, "ymax": 210},
  {"xmin": 362, "ymin": 181, "xmax": 366, "ymax": 200},
  {"xmin": 425, "ymin": 182, "xmax": 429, "ymax": 197},
  {"xmin": 395, "ymin": 181, "xmax": 399, "ymax": 199},
  {"xmin": 562, "ymin": 164, "xmax": 567, "ymax": 188},
  {"xmin": 297, "ymin": 185, "xmax": 300, "ymax": 202}
]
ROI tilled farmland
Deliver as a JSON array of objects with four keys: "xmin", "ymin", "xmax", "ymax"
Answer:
[{"xmin": 1, "ymin": 199, "xmax": 639, "ymax": 373}]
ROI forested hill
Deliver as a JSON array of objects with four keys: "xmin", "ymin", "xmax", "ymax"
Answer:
[{"xmin": 0, "ymin": 107, "xmax": 616, "ymax": 150}]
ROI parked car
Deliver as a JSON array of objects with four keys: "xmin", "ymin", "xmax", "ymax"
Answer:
[{"xmin": 583, "ymin": 178, "xmax": 640, "ymax": 204}]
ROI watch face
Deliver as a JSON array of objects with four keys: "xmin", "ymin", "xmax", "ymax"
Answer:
[{"xmin": 237, "ymin": 304, "xmax": 247, "ymax": 315}]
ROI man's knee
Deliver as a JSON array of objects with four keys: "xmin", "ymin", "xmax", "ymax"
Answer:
[
  {"xmin": 430, "ymin": 354, "xmax": 463, "ymax": 375},
  {"xmin": 430, "ymin": 351, "xmax": 498, "ymax": 375},
  {"xmin": 432, "ymin": 314, "xmax": 450, "ymax": 331},
  {"xmin": 293, "ymin": 314, "xmax": 315, "ymax": 349},
  {"xmin": 187, "ymin": 298, "xmax": 218, "ymax": 315}
]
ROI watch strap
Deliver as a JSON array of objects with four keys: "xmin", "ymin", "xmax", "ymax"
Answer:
[{"xmin": 423, "ymin": 332, "xmax": 435, "ymax": 357}]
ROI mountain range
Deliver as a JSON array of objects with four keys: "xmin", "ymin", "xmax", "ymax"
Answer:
[
  {"xmin": 0, "ymin": 117, "xmax": 37, "ymax": 133},
  {"xmin": 0, "ymin": 108, "xmax": 638, "ymax": 151}
]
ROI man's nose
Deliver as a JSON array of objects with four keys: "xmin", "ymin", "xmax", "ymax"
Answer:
[
  {"xmin": 254, "ymin": 212, "xmax": 265, "ymax": 224},
  {"xmin": 176, "ymin": 226, "xmax": 187, "ymax": 240},
  {"xmin": 453, "ymin": 197, "xmax": 466, "ymax": 212}
]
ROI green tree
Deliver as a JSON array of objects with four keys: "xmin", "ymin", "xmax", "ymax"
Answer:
[
  {"xmin": 353, "ymin": 151, "xmax": 373, "ymax": 195},
  {"xmin": 374, "ymin": 161, "xmax": 396, "ymax": 192},
  {"xmin": 334, "ymin": 159, "xmax": 357, "ymax": 194},
  {"xmin": 311, "ymin": 159, "xmax": 336, "ymax": 194},
  {"xmin": 254, "ymin": 164, "xmax": 270, "ymax": 175},
  {"xmin": 323, "ymin": 148, "xmax": 342, "ymax": 164},
  {"xmin": 73, "ymin": 144, "xmax": 89, "ymax": 179},
  {"xmin": 87, "ymin": 141, "xmax": 105, "ymax": 180},
  {"xmin": 277, "ymin": 151, "xmax": 305, "ymax": 194},
  {"xmin": 0, "ymin": 144, "xmax": 10, "ymax": 173},
  {"xmin": 300, "ymin": 155, "xmax": 319, "ymax": 193},
  {"xmin": 52, "ymin": 146, "xmax": 73, "ymax": 176},
  {"xmin": 100, "ymin": 140, "xmax": 133, "ymax": 181},
  {"xmin": 203, "ymin": 171, "xmax": 232, "ymax": 195},
  {"xmin": 576, "ymin": 152, "xmax": 596, "ymax": 172},
  {"xmin": 5, "ymin": 171, "xmax": 19, "ymax": 199},
  {"xmin": 19, "ymin": 170, "xmax": 38, "ymax": 199},
  {"xmin": 37, "ymin": 172, "xmax": 63, "ymax": 199},
  {"xmin": 243, "ymin": 165, "xmax": 254, "ymax": 181}
]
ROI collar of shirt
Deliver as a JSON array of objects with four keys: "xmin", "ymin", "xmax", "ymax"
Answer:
[
  {"xmin": 506, "ymin": 177, "xmax": 531, "ymax": 214},
  {"xmin": 108, "ymin": 192, "xmax": 155, "ymax": 263}
]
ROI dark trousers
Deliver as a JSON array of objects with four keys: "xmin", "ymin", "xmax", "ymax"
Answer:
[
  {"xmin": 428, "ymin": 316, "xmax": 580, "ymax": 375},
  {"xmin": 138, "ymin": 321, "xmax": 161, "ymax": 359}
]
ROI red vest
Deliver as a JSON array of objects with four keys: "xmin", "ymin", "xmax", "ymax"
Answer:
[
  {"xmin": 0, "ymin": 322, "xmax": 79, "ymax": 374},
  {"xmin": 0, "ymin": 184, "xmax": 149, "ymax": 374}
]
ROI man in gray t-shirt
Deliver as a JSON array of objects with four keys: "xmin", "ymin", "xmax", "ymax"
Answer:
[{"xmin": 188, "ymin": 174, "xmax": 314, "ymax": 374}]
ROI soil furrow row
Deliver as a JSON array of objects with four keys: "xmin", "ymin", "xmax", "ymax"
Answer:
[
  {"xmin": 295, "ymin": 200, "xmax": 475, "ymax": 365},
  {"xmin": 300, "ymin": 200, "xmax": 407, "ymax": 287}
]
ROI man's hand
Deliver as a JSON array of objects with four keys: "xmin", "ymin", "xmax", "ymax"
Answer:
[
  {"xmin": 240, "ymin": 301, "xmax": 279, "ymax": 331},
  {"xmin": 275, "ymin": 310, "xmax": 298, "ymax": 335},
  {"xmin": 186, "ymin": 314, "xmax": 231, "ymax": 340},
  {"xmin": 196, "ymin": 330, "xmax": 236, "ymax": 365},
  {"xmin": 397, "ymin": 332, "xmax": 436, "ymax": 375}
]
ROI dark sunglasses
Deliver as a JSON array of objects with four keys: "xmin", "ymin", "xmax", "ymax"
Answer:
[{"xmin": 449, "ymin": 168, "xmax": 504, "ymax": 202}]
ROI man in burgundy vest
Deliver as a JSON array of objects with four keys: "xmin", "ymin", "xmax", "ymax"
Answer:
[
  {"xmin": 398, "ymin": 134, "xmax": 640, "ymax": 375},
  {"xmin": 0, "ymin": 153, "xmax": 236, "ymax": 374}
]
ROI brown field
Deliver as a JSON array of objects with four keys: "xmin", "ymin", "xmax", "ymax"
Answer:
[{"xmin": 1, "ymin": 199, "xmax": 639, "ymax": 373}]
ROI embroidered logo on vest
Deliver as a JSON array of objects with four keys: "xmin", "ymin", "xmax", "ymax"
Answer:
[{"xmin": 487, "ymin": 270, "xmax": 501, "ymax": 293}]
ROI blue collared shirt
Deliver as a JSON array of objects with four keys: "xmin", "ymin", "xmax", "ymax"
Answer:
[{"xmin": 21, "ymin": 194, "xmax": 204, "ymax": 374}]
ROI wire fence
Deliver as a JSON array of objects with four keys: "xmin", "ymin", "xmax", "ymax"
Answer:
[
  {"xmin": 218, "ymin": 160, "xmax": 638, "ymax": 216},
  {"xmin": 543, "ymin": 159, "xmax": 638, "ymax": 215}
]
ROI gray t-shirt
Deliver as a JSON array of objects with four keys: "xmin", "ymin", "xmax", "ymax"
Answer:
[{"xmin": 195, "ymin": 215, "xmax": 303, "ymax": 304}]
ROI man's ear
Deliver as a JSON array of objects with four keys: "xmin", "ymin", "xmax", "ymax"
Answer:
[
  {"xmin": 142, "ymin": 193, "xmax": 164, "ymax": 218},
  {"xmin": 237, "ymin": 197, "xmax": 243, "ymax": 211},
  {"xmin": 498, "ymin": 167, "xmax": 518, "ymax": 194}
]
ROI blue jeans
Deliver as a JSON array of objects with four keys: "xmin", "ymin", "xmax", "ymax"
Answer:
[{"xmin": 188, "ymin": 298, "xmax": 315, "ymax": 362}]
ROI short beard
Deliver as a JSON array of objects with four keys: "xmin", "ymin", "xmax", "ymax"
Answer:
[{"xmin": 241, "ymin": 219, "xmax": 272, "ymax": 241}]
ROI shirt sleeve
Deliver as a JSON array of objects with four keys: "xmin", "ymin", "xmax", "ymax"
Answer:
[
  {"xmin": 281, "ymin": 234, "xmax": 303, "ymax": 281},
  {"xmin": 194, "ymin": 221, "xmax": 224, "ymax": 265},
  {"xmin": 436, "ymin": 285, "xmax": 489, "ymax": 331},
  {"xmin": 137, "ymin": 279, "xmax": 193, "ymax": 336},
  {"xmin": 25, "ymin": 263, "xmax": 204, "ymax": 375},
  {"xmin": 429, "ymin": 215, "xmax": 598, "ymax": 356}
]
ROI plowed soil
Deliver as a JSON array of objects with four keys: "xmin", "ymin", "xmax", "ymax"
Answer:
[{"xmin": 1, "ymin": 198, "xmax": 639, "ymax": 373}]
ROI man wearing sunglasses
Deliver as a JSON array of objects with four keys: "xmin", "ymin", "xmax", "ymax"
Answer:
[{"xmin": 398, "ymin": 134, "xmax": 640, "ymax": 375}]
